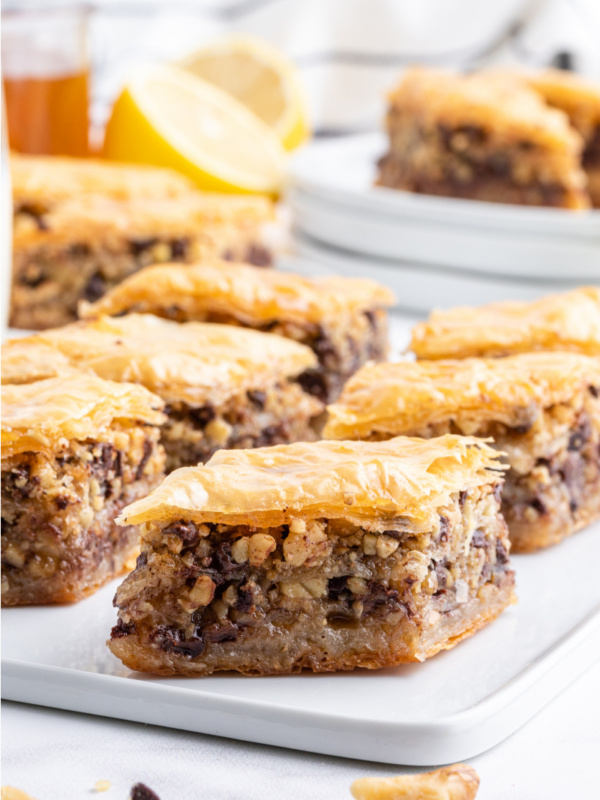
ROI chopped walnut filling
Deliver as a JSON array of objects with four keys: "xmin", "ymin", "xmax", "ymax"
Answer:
[
  {"xmin": 110, "ymin": 482, "xmax": 514, "ymax": 674},
  {"xmin": 1, "ymin": 424, "xmax": 165, "ymax": 605},
  {"xmin": 161, "ymin": 382, "xmax": 323, "ymax": 471}
]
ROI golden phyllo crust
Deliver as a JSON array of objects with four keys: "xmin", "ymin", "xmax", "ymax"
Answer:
[
  {"xmin": 324, "ymin": 352, "xmax": 600, "ymax": 440},
  {"xmin": 11, "ymin": 153, "xmax": 195, "ymax": 214},
  {"xmin": 524, "ymin": 69, "xmax": 600, "ymax": 141},
  {"xmin": 410, "ymin": 286, "xmax": 600, "ymax": 360},
  {"xmin": 80, "ymin": 259, "xmax": 396, "ymax": 325},
  {"xmin": 13, "ymin": 192, "xmax": 273, "ymax": 252},
  {"xmin": 1, "ymin": 373, "xmax": 165, "ymax": 459},
  {"xmin": 118, "ymin": 435, "xmax": 504, "ymax": 531},
  {"xmin": 386, "ymin": 68, "xmax": 583, "ymax": 152},
  {"xmin": 25, "ymin": 314, "xmax": 317, "ymax": 406},
  {"xmin": 1, "ymin": 340, "xmax": 79, "ymax": 385}
]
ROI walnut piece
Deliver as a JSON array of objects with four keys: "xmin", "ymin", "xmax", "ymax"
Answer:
[
  {"xmin": 351, "ymin": 764, "xmax": 480, "ymax": 800},
  {"xmin": 248, "ymin": 533, "xmax": 276, "ymax": 566}
]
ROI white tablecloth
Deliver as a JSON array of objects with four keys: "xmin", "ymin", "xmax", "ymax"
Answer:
[{"xmin": 2, "ymin": 659, "xmax": 600, "ymax": 800}]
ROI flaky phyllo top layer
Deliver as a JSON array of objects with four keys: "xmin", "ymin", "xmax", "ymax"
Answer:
[
  {"xmin": 387, "ymin": 67, "xmax": 584, "ymax": 154},
  {"xmin": 410, "ymin": 287, "xmax": 600, "ymax": 360},
  {"xmin": 324, "ymin": 352, "xmax": 600, "ymax": 440},
  {"xmin": 1, "ymin": 340, "xmax": 79, "ymax": 385},
  {"xmin": 21, "ymin": 314, "xmax": 317, "ymax": 405},
  {"xmin": 80, "ymin": 260, "xmax": 396, "ymax": 325},
  {"xmin": 118, "ymin": 435, "xmax": 504, "ymax": 532},
  {"xmin": 1, "ymin": 374, "xmax": 165, "ymax": 459},
  {"xmin": 11, "ymin": 153, "xmax": 195, "ymax": 210},
  {"xmin": 13, "ymin": 191, "xmax": 273, "ymax": 249}
]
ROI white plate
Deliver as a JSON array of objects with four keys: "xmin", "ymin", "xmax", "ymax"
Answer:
[
  {"xmin": 295, "ymin": 232, "xmax": 582, "ymax": 313},
  {"xmin": 287, "ymin": 135, "xmax": 600, "ymax": 279},
  {"xmin": 2, "ymin": 311, "xmax": 600, "ymax": 767}
]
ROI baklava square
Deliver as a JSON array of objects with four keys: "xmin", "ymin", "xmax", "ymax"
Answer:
[
  {"xmin": 11, "ymin": 190, "xmax": 273, "ymax": 330},
  {"xmin": 324, "ymin": 353, "xmax": 600, "ymax": 551},
  {"xmin": 409, "ymin": 286, "xmax": 600, "ymax": 360},
  {"xmin": 377, "ymin": 67, "xmax": 589, "ymax": 208},
  {"xmin": 21, "ymin": 313, "xmax": 324, "ymax": 471},
  {"xmin": 108, "ymin": 435, "xmax": 514, "ymax": 676},
  {"xmin": 79, "ymin": 259, "xmax": 395, "ymax": 402},
  {"xmin": 1, "ymin": 374, "xmax": 166, "ymax": 606}
]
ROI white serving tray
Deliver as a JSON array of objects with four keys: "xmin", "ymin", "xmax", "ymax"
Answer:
[
  {"xmin": 287, "ymin": 134, "xmax": 600, "ymax": 279},
  {"xmin": 3, "ymin": 516, "xmax": 600, "ymax": 765}
]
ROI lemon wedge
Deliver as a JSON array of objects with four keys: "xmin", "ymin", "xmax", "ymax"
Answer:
[
  {"xmin": 102, "ymin": 63, "xmax": 285, "ymax": 195},
  {"xmin": 179, "ymin": 35, "xmax": 310, "ymax": 151}
]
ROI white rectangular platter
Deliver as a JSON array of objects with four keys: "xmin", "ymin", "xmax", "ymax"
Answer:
[
  {"xmin": 3, "ymin": 526, "xmax": 600, "ymax": 766},
  {"xmin": 2, "ymin": 316, "xmax": 600, "ymax": 765}
]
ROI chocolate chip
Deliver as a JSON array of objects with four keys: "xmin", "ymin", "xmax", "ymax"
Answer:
[
  {"xmin": 204, "ymin": 621, "xmax": 239, "ymax": 643},
  {"xmin": 135, "ymin": 439, "xmax": 153, "ymax": 480},
  {"xmin": 459, "ymin": 490, "xmax": 468, "ymax": 508},
  {"xmin": 512, "ymin": 422, "xmax": 533, "ymax": 434},
  {"xmin": 189, "ymin": 405, "xmax": 216, "ymax": 429},
  {"xmin": 130, "ymin": 783, "xmax": 161, "ymax": 800},
  {"xmin": 437, "ymin": 516, "xmax": 449, "ymax": 544},
  {"xmin": 471, "ymin": 529, "xmax": 486, "ymax": 548},
  {"xmin": 169, "ymin": 237, "xmax": 189, "ymax": 259},
  {"xmin": 327, "ymin": 576, "xmax": 349, "ymax": 601},
  {"xmin": 312, "ymin": 329, "xmax": 337, "ymax": 367},
  {"xmin": 212, "ymin": 542, "xmax": 244, "ymax": 575},
  {"xmin": 568, "ymin": 418, "xmax": 592, "ymax": 451},
  {"xmin": 130, "ymin": 237, "xmax": 158, "ymax": 256},
  {"xmin": 589, "ymin": 386, "xmax": 599, "ymax": 398},
  {"xmin": 55, "ymin": 495, "xmax": 69, "ymax": 510},
  {"xmin": 82, "ymin": 272, "xmax": 106, "ymax": 302},
  {"xmin": 247, "ymin": 389, "xmax": 267, "ymax": 409},
  {"xmin": 111, "ymin": 619, "xmax": 136, "ymax": 639},
  {"xmin": 496, "ymin": 539, "xmax": 510, "ymax": 565},
  {"xmin": 435, "ymin": 563, "xmax": 448, "ymax": 590},
  {"xmin": 361, "ymin": 582, "xmax": 403, "ymax": 616},
  {"xmin": 530, "ymin": 497, "xmax": 547, "ymax": 515},
  {"xmin": 236, "ymin": 584, "xmax": 254, "ymax": 612},
  {"xmin": 162, "ymin": 521, "xmax": 200, "ymax": 549},
  {"xmin": 155, "ymin": 625, "xmax": 205, "ymax": 658},
  {"xmin": 296, "ymin": 368, "xmax": 329, "ymax": 402},
  {"xmin": 245, "ymin": 243, "xmax": 272, "ymax": 267},
  {"xmin": 487, "ymin": 153, "xmax": 510, "ymax": 176},
  {"xmin": 136, "ymin": 551, "xmax": 148, "ymax": 568}
]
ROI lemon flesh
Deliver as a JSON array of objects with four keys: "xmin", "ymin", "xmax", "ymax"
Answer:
[
  {"xmin": 103, "ymin": 63, "xmax": 285, "ymax": 195},
  {"xmin": 180, "ymin": 35, "xmax": 310, "ymax": 151}
]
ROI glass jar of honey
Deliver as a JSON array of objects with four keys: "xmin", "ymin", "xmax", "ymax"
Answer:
[{"xmin": 2, "ymin": 4, "xmax": 90, "ymax": 156}]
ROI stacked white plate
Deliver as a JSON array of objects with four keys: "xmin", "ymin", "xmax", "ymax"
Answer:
[{"xmin": 287, "ymin": 134, "xmax": 600, "ymax": 312}]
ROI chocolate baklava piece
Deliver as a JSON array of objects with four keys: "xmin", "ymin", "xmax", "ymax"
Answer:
[
  {"xmin": 1, "ymin": 374, "xmax": 165, "ymax": 606},
  {"xmin": 80, "ymin": 259, "xmax": 395, "ymax": 402},
  {"xmin": 410, "ymin": 286, "xmax": 600, "ymax": 360},
  {"xmin": 11, "ymin": 192, "xmax": 273, "ymax": 330},
  {"xmin": 376, "ymin": 67, "xmax": 589, "ymax": 208},
  {"xmin": 108, "ymin": 435, "xmax": 514, "ymax": 676},
  {"xmin": 525, "ymin": 70, "xmax": 600, "ymax": 207},
  {"xmin": 325, "ymin": 353, "xmax": 600, "ymax": 552},
  {"xmin": 11, "ymin": 153, "xmax": 195, "ymax": 219},
  {"xmin": 23, "ymin": 313, "xmax": 323, "ymax": 471}
]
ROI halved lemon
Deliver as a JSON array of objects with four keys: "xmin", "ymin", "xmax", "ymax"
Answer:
[
  {"xmin": 102, "ymin": 63, "xmax": 285, "ymax": 195},
  {"xmin": 179, "ymin": 35, "xmax": 310, "ymax": 151}
]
